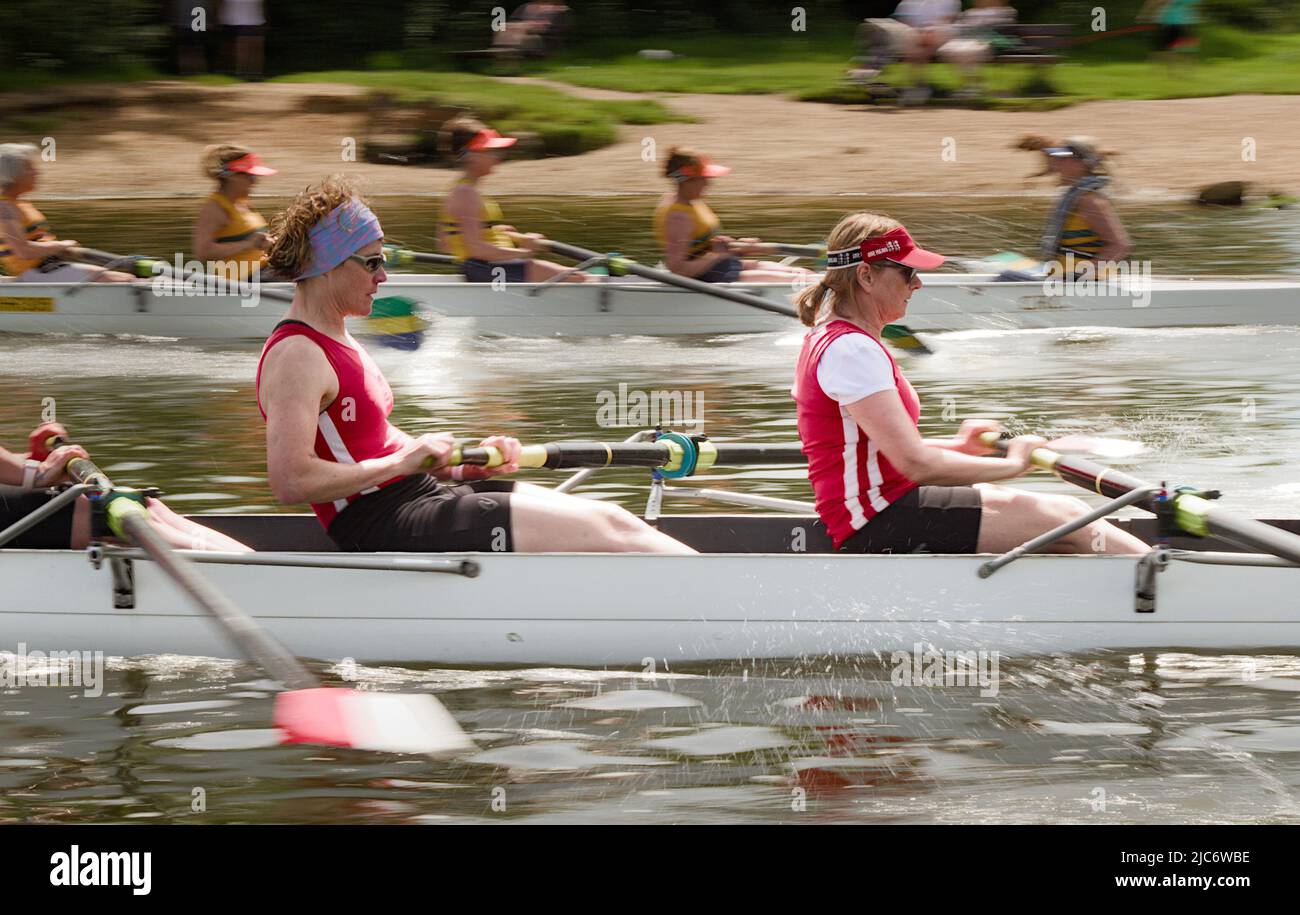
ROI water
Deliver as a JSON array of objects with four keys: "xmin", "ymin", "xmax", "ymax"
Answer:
[{"xmin": 2, "ymin": 196, "xmax": 1299, "ymax": 823}]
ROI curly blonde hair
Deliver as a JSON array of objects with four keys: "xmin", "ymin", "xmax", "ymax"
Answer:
[
  {"xmin": 794, "ymin": 212, "xmax": 902, "ymax": 327},
  {"xmin": 266, "ymin": 175, "xmax": 369, "ymax": 280}
]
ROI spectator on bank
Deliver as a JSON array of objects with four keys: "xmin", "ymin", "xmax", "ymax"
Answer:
[
  {"xmin": 849, "ymin": 1, "xmax": 960, "ymax": 103},
  {"xmin": 895, "ymin": 0, "xmax": 960, "ymax": 103},
  {"xmin": 172, "ymin": 1, "xmax": 214, "ymax": 76},
  {"xmin": 492, "ymin": 3, "xmax": 570, "ymax": 59},
  {"xmin": 1140, "ymin": 0, "xmax": 1203, "ymax": 55},
  {"xmin": 937, "ymin": 1, "xmax": 1019, "ymax": 97},
  {"xmin": 220, "ymin": 0, "xmax": 266, "ymax": 80}
]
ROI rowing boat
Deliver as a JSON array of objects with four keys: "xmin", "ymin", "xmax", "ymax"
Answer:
[
  {"xmin": 4, "ymin": 511, "xmax": 1298, "ymax": 665},
  {"xmin": 5, "ymin": 431, "xmax": 1300, "ymax": 665},
  {"xmin": 2, "ymin": 272, "xmax": 1298, "ymax": 338}
]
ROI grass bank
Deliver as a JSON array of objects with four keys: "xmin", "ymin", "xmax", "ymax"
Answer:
[
  {"xmin": 272, "ymin": 70, "xmax": 692, "ymax": 156},
  {"xmin": 526, "ymin": 26, "xmax": 1300, "ymax": 107}
]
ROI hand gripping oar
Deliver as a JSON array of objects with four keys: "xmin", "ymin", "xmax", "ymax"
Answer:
[
  {"xmin": 511, "ymin": 236, "xmax": 934, "ymax": 355},
  {"xmin": 52, "ymin": 437, "xmax": 472, "ymax": 756},
  {"xmin": 450, "ymin": 438, "xmax": 807, "ymax": 475},
  {"xmin": 981, "ymin": 432, "xmax": 1300, "ymax": 564}
]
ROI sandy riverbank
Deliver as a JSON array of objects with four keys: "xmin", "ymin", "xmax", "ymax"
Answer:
[{"xmin": 6, "ymin": 80, "xmax": 1297, "ymax": 200}]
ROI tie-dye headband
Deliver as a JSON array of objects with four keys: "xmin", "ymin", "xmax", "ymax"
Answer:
[{"xmin": 294, "ymin": 198, "xmax": 383, "ymax": 281}]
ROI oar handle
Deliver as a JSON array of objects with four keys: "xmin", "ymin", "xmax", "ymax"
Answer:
[
  {"xmin": 425, "ymin": 439, "xmax": 807, "ymax": 475},
  {"xmin": 977, "ymin": 431, "xmax": 1060, "ymax": 473}
]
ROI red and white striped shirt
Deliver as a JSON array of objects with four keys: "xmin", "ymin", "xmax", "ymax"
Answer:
[
  {"xmin": 793, "ymin": 319, "xmax": 921, "ymax": 548},
  {"xmin": 256, "ymin": 321, "xmax": 408, "ymax": 529}
]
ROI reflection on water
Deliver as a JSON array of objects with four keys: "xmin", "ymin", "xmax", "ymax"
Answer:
[
  {"xmin": 3, "ymin": 653, "xmax": 1299, "ymax": 824},
  {"xmin": 3, "ymin": 195, "xmax": 1300, "ymax": 824}
]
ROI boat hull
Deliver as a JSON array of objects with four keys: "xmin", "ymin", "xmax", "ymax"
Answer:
[
  {"xmin": 4, "ymin": 514, "xmax": 1299, "ymax": 664},
  {"xmin": 2, "ymin": 274, "xmax": 1297, "ymax": 338}
]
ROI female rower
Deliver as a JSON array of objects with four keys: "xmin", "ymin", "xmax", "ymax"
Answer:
[
  {"xmin": 791, "ymin": 212, "xmax": 1148, "ymax": 556},
  {"xmin": 258, "ymin": 176, "xmax": 692, "ymax": 554},
  {"xmin": 0, "ymin": 144, "xmax": 133, "ymax": 282},
  {"xmin": 0, "ymin": 422, "xmax": 250, "ymax": 551},
  {"xmin": 655, "ymin": 147, "xmax": 811, "ymax": 284},
  {"xmin": 193, "ymin": 144, "xmax": 277, "ymax": 281},
  {"xmin": 1022, "ymin": 135, "xmax": 1131, "ymax": 274},
  {"xmin": 436, "ymin": 117, "xmax": 591, "ymax": 284}
]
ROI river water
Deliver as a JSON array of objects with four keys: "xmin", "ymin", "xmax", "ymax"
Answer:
[{"xmin": 2, "ymin": 195, "xmax": 1299, "ymax": 824}]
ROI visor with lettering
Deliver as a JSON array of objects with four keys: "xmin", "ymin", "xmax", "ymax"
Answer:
[{"xmin": 825, "ymin": 226, "xmax": 946, "ymax": 270}]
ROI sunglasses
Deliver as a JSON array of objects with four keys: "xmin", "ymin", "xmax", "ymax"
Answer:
[
  {"xmin": 877, "ymin": 260, "xmax": 917, "ymax": 283},
  {"xmin": 347, "ymin": 253, "xmax": 387, "ymax": 274}
]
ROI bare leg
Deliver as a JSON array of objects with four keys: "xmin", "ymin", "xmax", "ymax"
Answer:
[
  {"xmin": 525, "ymin": 258, "xmax": 598, "ymax": 283},
  {"xmin": 974, "ymin": 485, "xmax": 1149, "ymax": 555},
  {"xmin": 508, "ymin": 482, "xmax": 695, "ymax": 553},
  {"xmin": 145, "ymin": 498, "xmax": 253, "ymax": 552}
]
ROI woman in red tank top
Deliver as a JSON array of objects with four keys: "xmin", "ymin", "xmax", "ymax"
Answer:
[
  {"xmin": 256, "ymin": 176, "xmax": 693, "ymax": 555},
  {"xmin": 792, "ymin": 212, "xmax": 1148, "ymax": 556}
]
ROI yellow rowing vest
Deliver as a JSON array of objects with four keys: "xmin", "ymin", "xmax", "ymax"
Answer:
[
  {"xmin": 204, "ymin": 192, "xmax": 268, "ymax": 281},
  {"xmin": 437, "ymin": 181, "xmax": 515, "ymax": 262},
  {"xmin": 1056, "ymin": 197, "xmax": 1105, "ymax": 262},
  {"xmin": 0, "ymin": 195, "xmax": 55, "ymax": 276},
  {"xmin": 653, "ymin": 199, "xmax": 720, "ymax": 259}
]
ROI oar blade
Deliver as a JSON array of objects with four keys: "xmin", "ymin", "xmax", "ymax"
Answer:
[
  {"xmin": 881, "ymin": 323, "xmax": 933, "ymax": 355},
  {"xmin": 274, "ymin": 687, "xmax": 475, "ymax": 756}
]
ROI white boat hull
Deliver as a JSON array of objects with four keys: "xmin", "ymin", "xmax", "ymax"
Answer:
[
  {"xmin": 2, "ymin": 273, "xmax": 1298, "ymax": 338},
  {"xmin": 4, "ymin": 525, "xmax": 1299, "ymax": 664}
]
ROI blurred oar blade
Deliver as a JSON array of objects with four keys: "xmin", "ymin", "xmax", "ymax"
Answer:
[{"xmin": 275, "ymin": 688, "xmax": 474, "ymax": 756}]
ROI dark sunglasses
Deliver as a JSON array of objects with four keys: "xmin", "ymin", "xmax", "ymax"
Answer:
[
  {"xmin": 347, "ymin": 253, "xmax": 387, "ymax": 274},
  {"xmin": 877, "ymin": 260, "xmax": 917, "ymax": 283}
]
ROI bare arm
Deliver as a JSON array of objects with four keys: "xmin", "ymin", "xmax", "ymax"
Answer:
[
  {"xmin": 662, "ymin": 209, "xmax": 726, "ymax": 278},
  {"xmin": 447, "ymin": 185, "xmax": 526, "ymax": 261},
  {"xmin": 260, "ymin": 337, "xmax": 416, "ymax": 505},
  {"xmin": 192, "ymin": 199, "xmax": 267, "ymax": 262},
  {"xmin": 844, "ymin": 391, "xmax": 1029, "ymax": 485},
  {"xmin": 0, "ymin": 202, "xmax": 73, "ymax": 260},
  {"xmin": 1077, "ymin": 193, "xmax": 1132, "ymax": 262}
]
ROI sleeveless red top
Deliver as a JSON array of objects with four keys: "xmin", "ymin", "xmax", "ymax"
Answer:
[
  {"xmin": 793, "ymin": 320, "xmax": 921, "ymax": 548},
  {"xmin": 256, "ymin": 320, "xmax": 408, "ymax": 529}
]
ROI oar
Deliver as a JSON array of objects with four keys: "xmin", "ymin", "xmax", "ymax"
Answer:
[
  {"xmin": 981, "ymin": 432, "xmax": 1300, "ymax": 564},
  {"xmin": 738, "ymin": 242, "xmax": 827, "ymax": 259},
  {"xmin": 452, "ymin": 439, "xmax": 806, "ymax": 474},
  {"xmin": 515, "ymin": 235, "xmax": 934, "ymax": 355},
  {"xmin": 70, "ymin": 246, "xmax": 296, "ymax": 304},
  {"xmin": 51, "ymin": 436, "xmax": 472, "ymax": 756},
  {"xmin": 383, "ymin": 245, "xmax": 459, "ymax": 268},
  {"xmin": 446, "ymin": 434, "xmax": 1140, "ymax": 476}
]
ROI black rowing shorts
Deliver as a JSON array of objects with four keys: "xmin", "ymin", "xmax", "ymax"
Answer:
[
  {"xmin": 327, "ymin": 475, "xmax": 515, "ymax": 553},
  {"xmin": 0, "ymin": 487, "xmax": 77, "ymax": 549},
  {"xmin": 462, "ymin": 258, "xmax": 529, "ymax": 284},
  {"xmin": 837, "ymin": 485, "xmax": 983, "ymax": 554}
]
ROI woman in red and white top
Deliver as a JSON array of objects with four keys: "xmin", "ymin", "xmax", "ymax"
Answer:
[
  {"xmin": 792, "ymin": 212, "xmax": 1148, "ymax": 555},
  {"xmin": 257, "ymin": 175, "xmax": 693, "ymax": 555}
]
